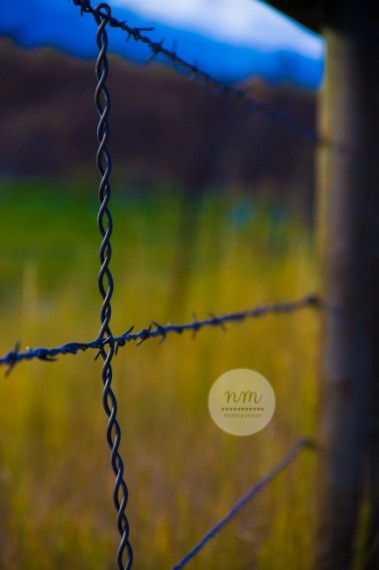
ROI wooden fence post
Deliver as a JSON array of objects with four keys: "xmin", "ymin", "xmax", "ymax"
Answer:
[{"xmin": 315, "ymin": 3, "xmax": 379, "ymax": 569}]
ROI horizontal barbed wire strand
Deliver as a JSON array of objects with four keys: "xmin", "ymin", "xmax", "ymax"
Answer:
[
  {"xmin": 0, "ymin": 295, "xmax": 320, "ymax": 374},
  {"xmin": 69, "ymin": 0, "xmax": 327, "ymax": 147},
  {"xmin": 172, "ymin": 437, "xmax": 316, "ymax": 570}
]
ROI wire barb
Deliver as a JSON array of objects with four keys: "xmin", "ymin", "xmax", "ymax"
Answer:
[
  {"xmin": 94, "ymin": 4, "xmax": 133, "ymax": 568},
  {"xmin": 67, "ymin": 0, "xmax": 330, "ymax": 147},
  {"xmin": 0, "ymin": 295, "xmax": 321, "ymax": 372}
]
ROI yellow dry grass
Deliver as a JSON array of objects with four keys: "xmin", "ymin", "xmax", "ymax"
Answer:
[{"xmin": 0, "ymin": 182, "xmax": 319, "ymax": 569}]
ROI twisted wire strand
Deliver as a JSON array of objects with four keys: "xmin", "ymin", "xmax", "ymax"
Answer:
[
  {"xmin": 0, "ymin": 295, "xmax": 321, "ymax": 374},
  {"xmin": 94, "ymin": 5, "xmax": 133, "ymax": 568},
  {"xmin": 69, "ymin": 0, "xmax": 333, "ymax": 148},
  {"xmin": 172, "ymin": 437, "xmax": 316, "ymax": 569}
]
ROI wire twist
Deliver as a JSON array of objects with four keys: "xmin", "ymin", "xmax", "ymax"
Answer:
[
  {"xmin": 94, "ymin": 4, "xmax": 133, "ymax": 568},
  {"xmin": 68, "ymin": 0, "xmax": 339, "ymax": 148},
  {"xmin": 0, "ymin": 295, "xmax": 322, "ymax": 373}
]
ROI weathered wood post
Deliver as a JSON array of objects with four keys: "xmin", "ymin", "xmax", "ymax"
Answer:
[{"xmin": 315, "ymin": 2, "xmax": 379, "ymax": 569}]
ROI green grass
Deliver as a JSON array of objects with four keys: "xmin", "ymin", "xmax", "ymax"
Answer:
[{"xmin": 0, "ymin": 181, "xmax": 319, "ymax": 569}]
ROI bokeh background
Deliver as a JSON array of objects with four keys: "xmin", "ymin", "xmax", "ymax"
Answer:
[{"xmin": 0, "ymin": 1, "xmax": 322, "ymax": 568}]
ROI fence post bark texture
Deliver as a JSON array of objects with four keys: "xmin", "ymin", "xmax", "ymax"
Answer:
[{"xmin": 315, "ymin": 2, "xmax": 379, "ymax": 569}]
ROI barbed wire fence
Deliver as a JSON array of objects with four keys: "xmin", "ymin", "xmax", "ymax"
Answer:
[
  {"xmin": 0, "ymin": 1, "xmax": 328, "ymax": 568},
  {"xmin": 0, "ymin": 295, "xmax": 320, "ymax": 374},
  {"xmin": 70, "ymin": 0, "xmax": 328, "ymax": 146}
]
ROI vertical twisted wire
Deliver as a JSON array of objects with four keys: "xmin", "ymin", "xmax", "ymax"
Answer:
[{"xmin": 94, "ymin": 4, "xmax": 133, "ymax": 568}]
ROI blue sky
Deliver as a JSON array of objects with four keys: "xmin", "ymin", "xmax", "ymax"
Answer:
[{"xmin": 0, "ymin": 0, "xmax": 324, "ymax": 88}]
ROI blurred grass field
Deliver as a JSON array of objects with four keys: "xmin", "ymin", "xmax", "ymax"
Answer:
[{"xmin": 0, "ymin": 180, "xmax": 319, "ymax": 569}]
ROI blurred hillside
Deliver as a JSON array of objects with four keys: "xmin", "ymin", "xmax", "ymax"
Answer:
[{"xmin": 0, "ymin": 39, "xmax": 316, "ymax": 212}]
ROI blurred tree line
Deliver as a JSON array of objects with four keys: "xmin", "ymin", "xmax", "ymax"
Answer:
[{"xmin": 0, "ymin": 39, "xmax": 316, "ymax": 216}]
